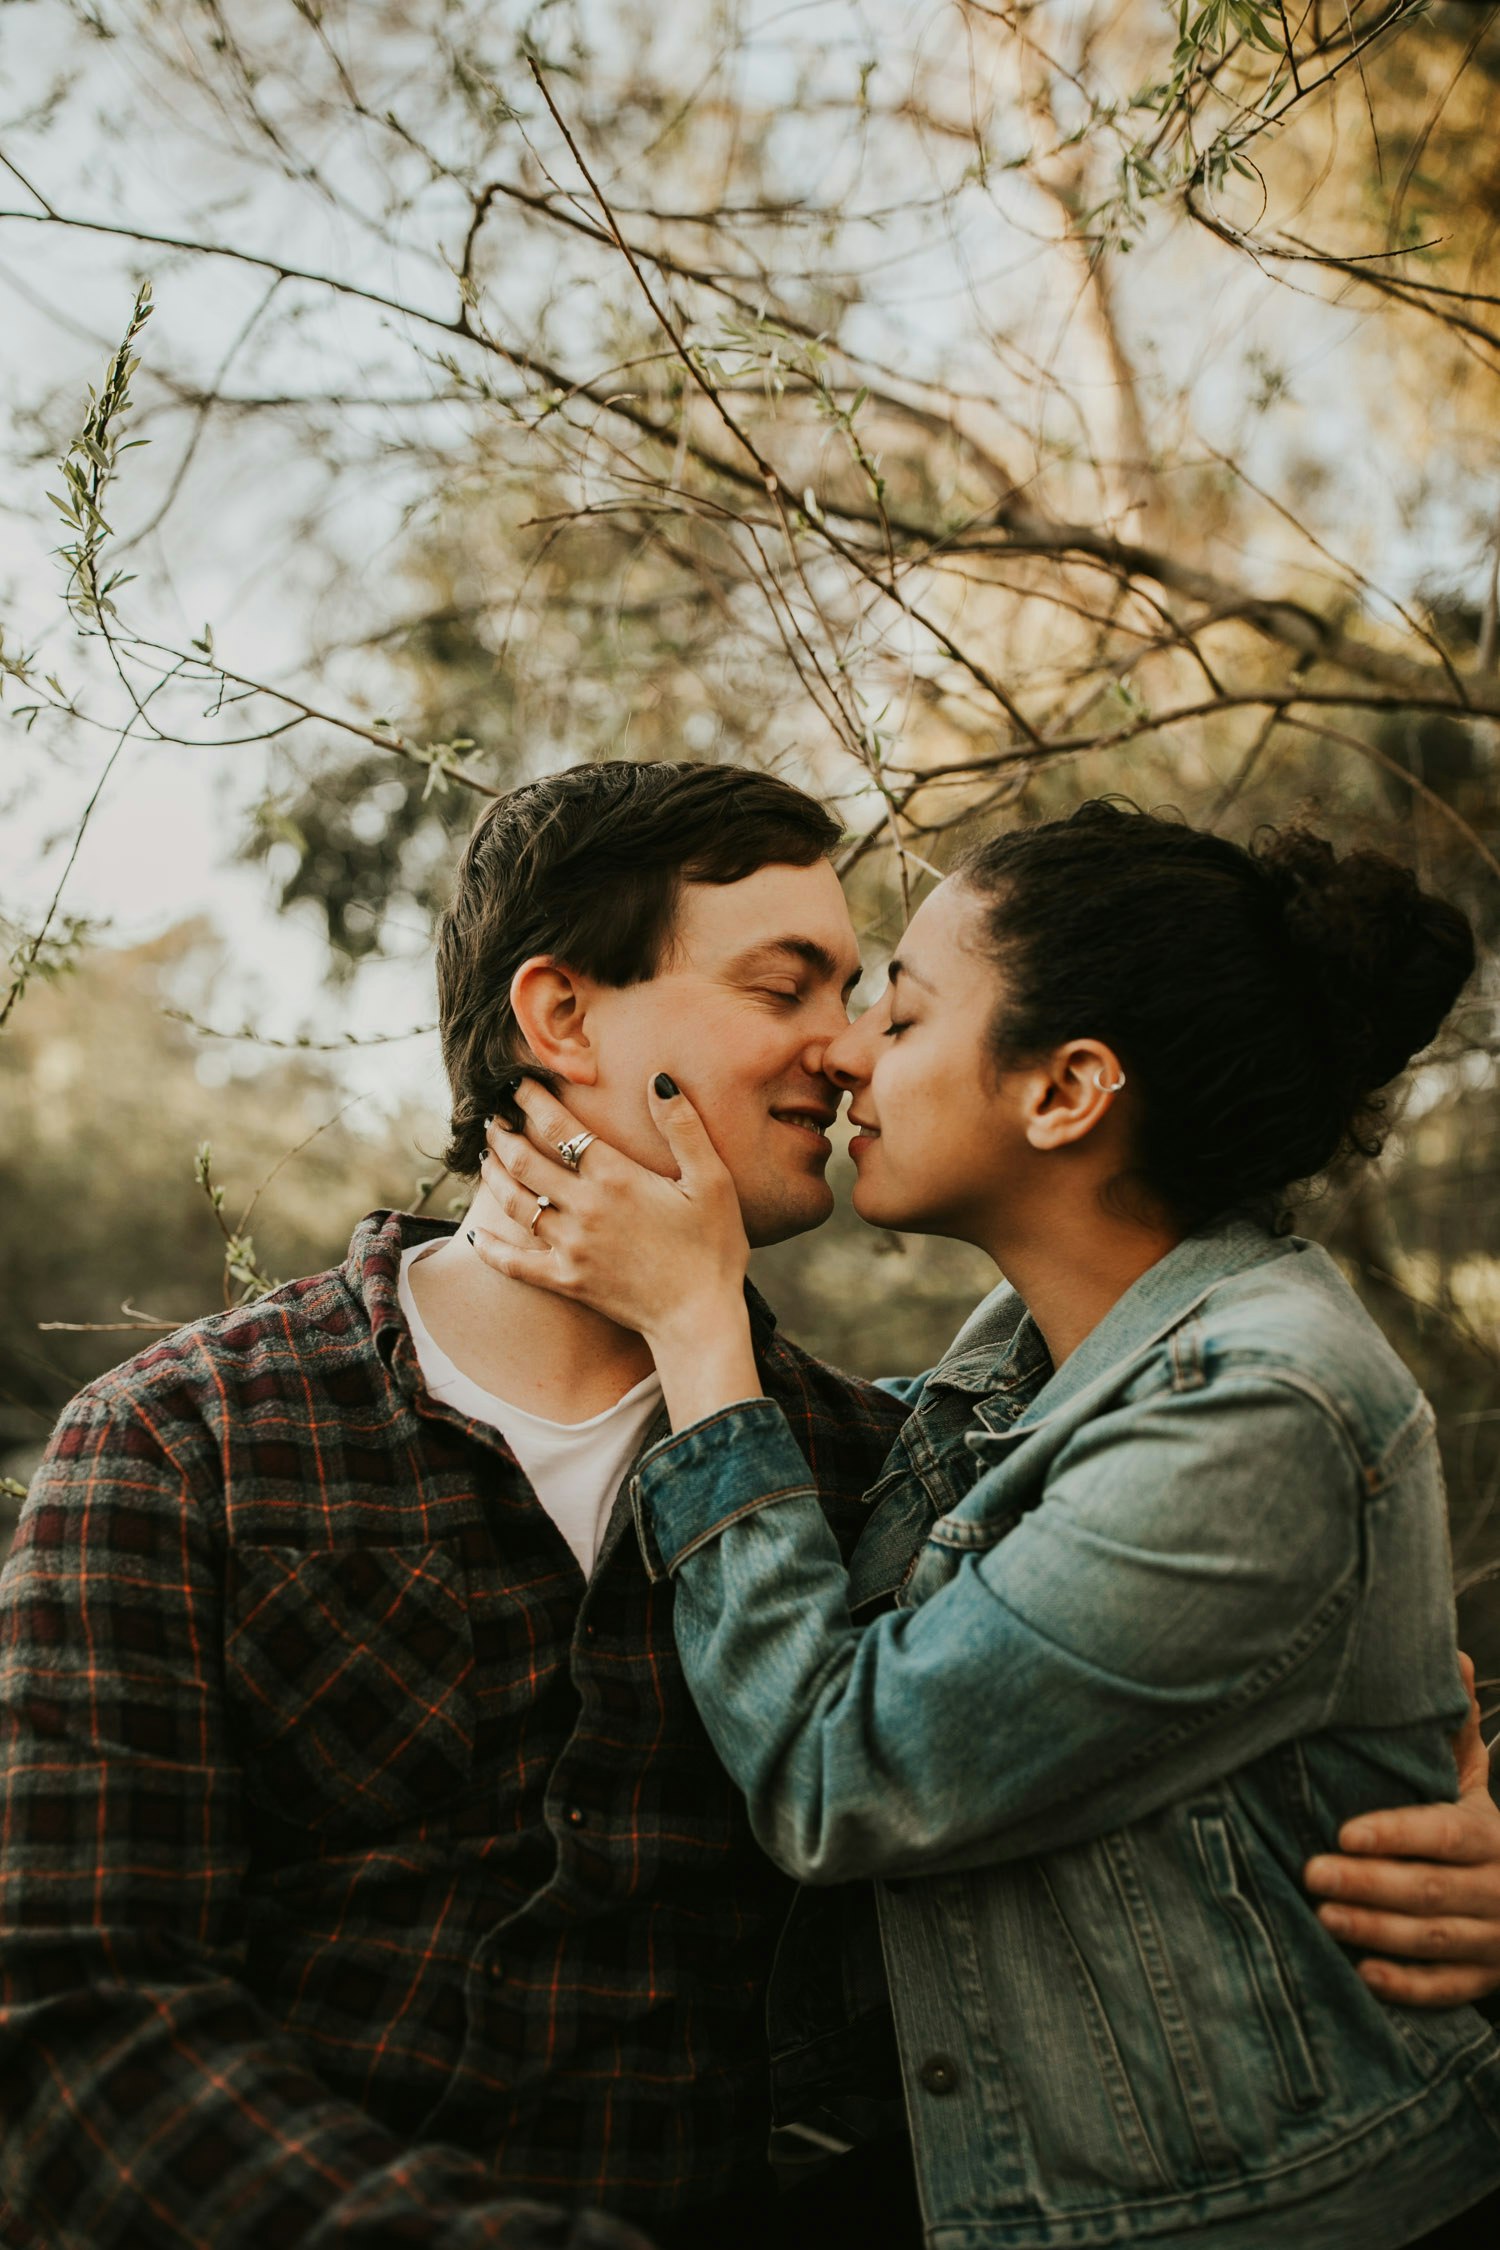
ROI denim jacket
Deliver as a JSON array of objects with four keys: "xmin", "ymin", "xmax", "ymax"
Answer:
[{"xmin": 632, "ymin": 1219, "xmax": 1500, "ymax": 2249}]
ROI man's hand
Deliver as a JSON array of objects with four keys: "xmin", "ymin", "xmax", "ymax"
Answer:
[{"xmin": 1304, "ymin": 1653, "xmax": 1500, "ymax": 2006}]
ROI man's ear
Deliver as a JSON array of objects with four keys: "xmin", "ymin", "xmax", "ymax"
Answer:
[
  {"xmin": 1023, "ymin": 1039, "xmax": 1127, "ymax": 1152},
  {"xmin": 508, "ymin": 956, "xmax": 600, "ymax": 1087}
]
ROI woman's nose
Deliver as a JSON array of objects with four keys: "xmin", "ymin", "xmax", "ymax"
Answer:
[{"xmin": 821, "ymin": 1013, "xmax": 871, "ymax": 1089}]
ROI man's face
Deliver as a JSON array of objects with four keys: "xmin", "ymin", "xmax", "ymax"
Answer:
[{"xmin": 557, "ymin": 859, "xmax": 863, "ymax": 1247}]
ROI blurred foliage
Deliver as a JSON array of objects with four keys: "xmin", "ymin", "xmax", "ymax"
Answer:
[{"xmin": 0, "ymin": 923, "xmax": 440, "ymax": 1542}]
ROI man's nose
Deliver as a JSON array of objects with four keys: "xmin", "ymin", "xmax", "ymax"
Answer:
[{"xmin": 797, "ymin": 993, "xmax": 851, "ymax": 1081}]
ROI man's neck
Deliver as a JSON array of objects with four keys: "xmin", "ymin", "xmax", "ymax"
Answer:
[{"xmin": 408, "ymin": 1185, "xmax": 657, "ymax": 1423}]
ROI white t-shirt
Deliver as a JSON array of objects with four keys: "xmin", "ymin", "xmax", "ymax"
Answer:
[{"xmin": 398, "ymin": 1242, "xmax": 664, "ymax": 1577}]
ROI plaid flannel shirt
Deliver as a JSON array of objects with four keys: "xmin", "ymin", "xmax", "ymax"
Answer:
[{"xmin": 0, "ymin": 1211, "xmax": 909, "ymax": 2250}]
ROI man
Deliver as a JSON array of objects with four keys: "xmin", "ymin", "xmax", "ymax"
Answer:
[{"xmin": 0, "ymin": 760, "xmax": 1495, "ymax": 2250}]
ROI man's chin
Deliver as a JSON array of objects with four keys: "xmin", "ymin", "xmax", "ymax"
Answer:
[{"xmin": 742, "ymin": 1172, "xmax": 836, "ymax": 1249}]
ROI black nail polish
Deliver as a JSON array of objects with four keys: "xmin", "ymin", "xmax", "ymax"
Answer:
[
  {"xmin": 466, "ymin": 1229, "xmax": 476, "ymax": 1245},
  {"xmin": 654, "ymin": 1073, "xmax": 679, "ymax": 1099}
]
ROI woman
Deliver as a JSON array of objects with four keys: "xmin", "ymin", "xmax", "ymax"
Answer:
[{"xmin": 475, "ymin": 804, "xmax": 1500, "ymax": 2247}]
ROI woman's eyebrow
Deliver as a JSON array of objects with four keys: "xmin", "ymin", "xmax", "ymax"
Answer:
[{"xmin": 728, "ymin": 937, "xmax": 862, "ymax": 994}]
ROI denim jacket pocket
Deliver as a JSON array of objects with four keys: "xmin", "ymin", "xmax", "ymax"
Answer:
[
  {"xmin": 1191, "ymin": 1809, "xmax": 1325, "ymax": 2113},
  {"xmin": 225, "ymin": 1542, "xmax": 477, "ymax": 1839}
]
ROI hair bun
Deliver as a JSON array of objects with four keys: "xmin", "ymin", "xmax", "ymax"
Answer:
[{"xmin": 1251, "ymin": 828, "xmax": 1474, "ymax": 1092}]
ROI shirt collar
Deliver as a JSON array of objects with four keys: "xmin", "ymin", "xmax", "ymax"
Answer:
[
  {"xmin": 345, "ymin": 1207, "xmax": 781, "ymax": 1402},
  {"xmin": 346, "ymin": 1208, "xmax": 456, "ymax": 1397}
]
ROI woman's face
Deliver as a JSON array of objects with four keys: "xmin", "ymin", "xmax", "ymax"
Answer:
[{"xmin": 825, "ymin": 877, "xmax": 1025, "ymax": 1239}]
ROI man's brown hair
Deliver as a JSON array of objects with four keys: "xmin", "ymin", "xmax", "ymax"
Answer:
[{"xmin": 436, "ymin": 759, "xmax": 841, "ymax": 1176}]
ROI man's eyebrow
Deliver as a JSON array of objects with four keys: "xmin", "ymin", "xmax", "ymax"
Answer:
[
  {"xmin": 887, "ymin": 956, "xmax": 934, "ymax": 993},
  {"xmin": 729, "ymin": 937, "xmax": 862, "ymax": 993}
]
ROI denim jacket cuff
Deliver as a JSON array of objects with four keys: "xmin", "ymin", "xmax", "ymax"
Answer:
[{"xmin": 633, "ymin": 1398, "xmax": 816, "ymax": 1579}]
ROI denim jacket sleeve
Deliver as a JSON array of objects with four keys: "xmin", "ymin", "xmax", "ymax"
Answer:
[{"xmin": 638, "ymin": 1381, "xmax": 1370, "ymax": 1883}]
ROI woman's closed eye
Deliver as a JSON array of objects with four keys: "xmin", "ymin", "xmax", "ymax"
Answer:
[{"xmin": 884, "ymin": 1015, "xmax": 911, "ymax": 1038}]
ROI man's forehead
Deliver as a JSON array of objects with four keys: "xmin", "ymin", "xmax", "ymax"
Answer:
[{"xmin": 671, "ymin": 858, "xmax": 859, "ymax": 972}]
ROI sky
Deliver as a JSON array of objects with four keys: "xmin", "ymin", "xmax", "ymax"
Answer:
[{"xmin": 0, "ymin": 1, "xmax": 458, "ymax": 1115}]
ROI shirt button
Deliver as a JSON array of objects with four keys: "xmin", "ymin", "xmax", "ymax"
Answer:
[
  {"xmin": 565, "ymin": 1804, "xmax": 585, "ymax": 1827},
  {"xmin": 919, "ymin": 2055, "xmax": 959, "ymax": 2097}
]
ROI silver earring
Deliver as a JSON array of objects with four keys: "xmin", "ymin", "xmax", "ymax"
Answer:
[{"xmin": 1095, "ymin": 1067, "xmax": 1126, "ymax": 1093}]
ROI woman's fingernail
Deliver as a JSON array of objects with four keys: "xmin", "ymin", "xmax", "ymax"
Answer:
[
  {"xmin": 466, "ymin": 1229, "xmax": 476, "ymax": 1245},
  {"xmin": 654, "ymin": 1073, "xmax": 679, "ymax": 1099}
]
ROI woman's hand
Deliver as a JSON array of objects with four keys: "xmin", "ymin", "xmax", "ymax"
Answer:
[
  {"xmin": 1304, "ymin": 1653, "xmax": 1500, "ymax": 2006},
  {"xmin": 470, "ymin": 1076, "xmax": 762, "ymax": 1429}
]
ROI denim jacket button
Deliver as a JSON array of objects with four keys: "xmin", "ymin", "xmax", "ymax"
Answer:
[{"xmin": 919, "ymin": 2055, "xmax": 959, "ymax": 2097}]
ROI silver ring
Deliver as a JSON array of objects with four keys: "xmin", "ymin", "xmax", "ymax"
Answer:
[
  {"xmin": 556, "ymin": 1131, "xmax": 597, "ymax": 1172},
  {"xmin": 528, "ymin": 1194, "xmax": 553, "ymax": 1234}
]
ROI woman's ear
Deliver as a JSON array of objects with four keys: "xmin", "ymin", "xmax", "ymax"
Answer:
[
  {"xmin": 508, "ymin": 956, "xmax": 600, "ymax": 1087},
  {"xmin": 1024, "ymin": 1039, "xmax": 1127, "ymax": 1151}
]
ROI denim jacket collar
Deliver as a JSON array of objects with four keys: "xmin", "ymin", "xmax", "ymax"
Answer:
[
  {"xmin": 949, "ymin": 1215, "xmax": 1293, "ymax": 1459},
  {"xmin": 917, "ymin": 1285, "xmax": 1045, "ymax": 1403}
]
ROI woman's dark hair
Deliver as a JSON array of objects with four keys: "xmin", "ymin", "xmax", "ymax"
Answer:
[
  {"xmin": 957, "ymin": 801, "xmax": 1476, "ymax": 1230},
  {"xmin": 436, "ymin": 759, "xmax": 840, "ymax": 1176}
]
